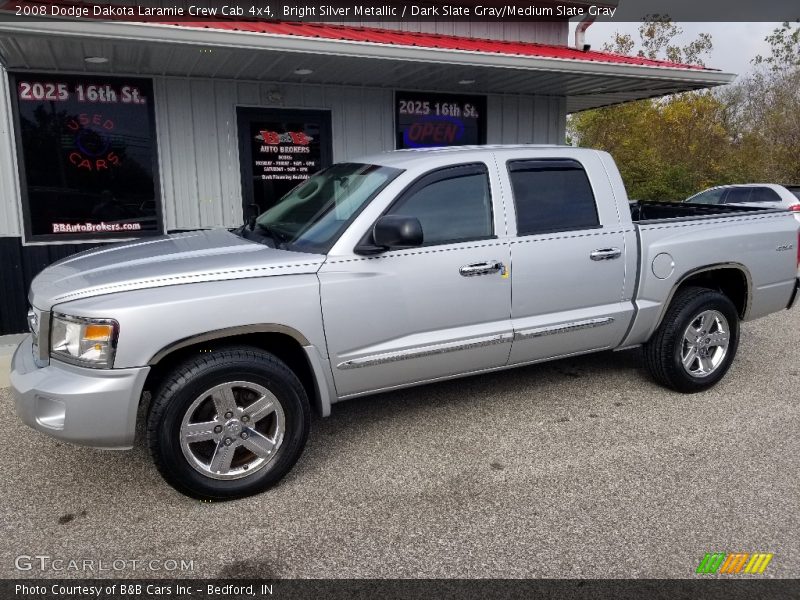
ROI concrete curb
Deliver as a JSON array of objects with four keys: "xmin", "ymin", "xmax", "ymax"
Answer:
[
  {"xmin": 0, "ymin": 334, "xmax": 26, "ymax": 389},
  {"xmin": 0, "ymin": 355, "xmax": 10, "ymax": 388}
]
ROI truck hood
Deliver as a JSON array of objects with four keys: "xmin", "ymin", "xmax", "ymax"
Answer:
[{"xmin": 30, "ymin": 229, "xmax": 325, "ymax": 310}]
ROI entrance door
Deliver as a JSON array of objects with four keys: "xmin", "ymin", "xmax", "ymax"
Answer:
[{"xmin": 237, "ymin": 108, "xmax": 332, "ymax": 216}]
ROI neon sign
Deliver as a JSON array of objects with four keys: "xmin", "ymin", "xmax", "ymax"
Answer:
[
  {"xmin": 66, "ymin": 113, "xmax": 121, "ymax": 171},
  {"xmin": 396, "ymin": 92, "xmax": 486, "ymax": 149}
]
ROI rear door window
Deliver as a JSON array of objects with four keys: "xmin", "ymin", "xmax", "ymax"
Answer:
[
  {"xmin": 723, "ymin": 188, "xmax": 754, "ymax": 204},
  {"xmin": 507, "ymin": 159, "xmax": 599, "ymax": 235},
  {"xmin": 746, "ymin": 187, "xmax": 783, "ymax": 203}
]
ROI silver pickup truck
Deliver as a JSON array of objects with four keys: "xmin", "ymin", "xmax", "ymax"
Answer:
[{"xmin": 11, "ymin": 146, "xmax": 800, "ymax": 499}]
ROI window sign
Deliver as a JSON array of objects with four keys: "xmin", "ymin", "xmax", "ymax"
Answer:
[
  {"xmin": 11, "ymin": 74, "xmax": 162, "ymax": 241},
  {"xmin": 396, "ymin": 91, "xmax": 486, "ymax": 149},
  {"xmin": 250, "ymin": 125, "xmax": 320, "ymax": 184},
  {"xmin": 237, "ymin": 108, "xmax": 332, "ymax": 214}
]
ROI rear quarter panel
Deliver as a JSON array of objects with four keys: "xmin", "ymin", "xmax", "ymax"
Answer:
[{"xmin": 622, "ymin": 211, "xmax": 798, "ymax": 346}]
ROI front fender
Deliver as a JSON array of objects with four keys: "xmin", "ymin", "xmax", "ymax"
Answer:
[{"xmin": 52, "ymin": 275, "xmax": 327, "ymax": 369}]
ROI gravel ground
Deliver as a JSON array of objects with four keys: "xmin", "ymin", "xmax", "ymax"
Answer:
[{"xmin": 1, "ymin": 308, "xmax": 798, "ymax": 579}]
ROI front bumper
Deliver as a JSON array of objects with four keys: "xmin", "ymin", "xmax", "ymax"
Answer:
[{"xmin": 10, "ymin": 335, "xmax": 150, "ymax": 449}]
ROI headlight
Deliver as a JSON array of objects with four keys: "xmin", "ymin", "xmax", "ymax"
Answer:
[{"xmin": 50, "ymin": 313, "xmax": 119, "ymax": 368}]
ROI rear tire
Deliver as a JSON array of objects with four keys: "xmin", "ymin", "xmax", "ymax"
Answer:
[
  {"xmin": 147, "ymin": 346, "xmax": 310, "ymax": 500},
  {"xmin": 644, "ymin": 286, "xmax": 740, "ymax": 393}
]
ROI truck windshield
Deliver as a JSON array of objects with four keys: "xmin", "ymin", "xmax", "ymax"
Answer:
[{"xmin": 253, "ymin": 162, "xmax": 402, "ymax": 253}]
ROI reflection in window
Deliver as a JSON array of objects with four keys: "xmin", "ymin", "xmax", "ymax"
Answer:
[
  {"xmin": 388, "ymin": 169, "xmax": 493, "ymax": 245},
  {"xmin": 509, "ymin": 160, "xmax": 599, "ymax": 235}
]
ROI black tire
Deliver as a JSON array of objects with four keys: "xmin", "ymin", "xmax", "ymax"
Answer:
[
  {"xmin": 147, "ymin": 346, "xmax": 310, "ymax": 500},
  {"xmin": 644, "ymin": 286, "xmax": 740, "ymax": 393}
]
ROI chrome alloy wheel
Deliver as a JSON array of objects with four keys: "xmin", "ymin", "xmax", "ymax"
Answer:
[
  {"xmin": 680, "ymin": 310, "xmax": 730, "ymax": 378},
  {"xmin": 179, "ymin": 381, "xmax": 285, "ymax": 480}
]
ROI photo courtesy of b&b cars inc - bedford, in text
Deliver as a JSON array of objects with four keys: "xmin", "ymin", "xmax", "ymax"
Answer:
[{"xmin": 0, "ymin": 0, "xmax": 799, "ymax": 599}]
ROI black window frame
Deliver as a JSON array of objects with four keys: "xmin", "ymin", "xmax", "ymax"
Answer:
[
  {"xmin": 506, "ymin": 158, "xmax": 601, "ymax": 237},
  {"xmin": 9, "ymin": 72, "xmax": 164, "ymax": 243},
  {"xmin": 358, "ymin": 162, "xmax": 496, "ymax": 251}
]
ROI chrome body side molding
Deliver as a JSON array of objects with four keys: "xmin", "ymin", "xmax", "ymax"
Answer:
[
  {"xmin": 514, "ymin": 317, "xmax": 615, "ymax": 341},
  {"xmin": 337, "ymin": 333, "xmax": 513, "ymax": 370}
]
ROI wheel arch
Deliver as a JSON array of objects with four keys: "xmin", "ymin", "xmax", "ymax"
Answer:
[
  {"xmin": 655, "ymin": 263, "xmax": 752, "ymax": 332},
  {"xmin": 142, "ymin": 325, "xmax": 334, "ymax": 418}
]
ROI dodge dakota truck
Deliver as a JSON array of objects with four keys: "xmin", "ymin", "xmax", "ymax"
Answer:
[{"xmin": 11, "ymin": 146, "xmax": 800, "ymax": 499}]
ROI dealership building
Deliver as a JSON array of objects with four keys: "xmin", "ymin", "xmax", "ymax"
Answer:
[{"xmin": 0, "ymin": 1, "xmax": 733, "ymax": 334}]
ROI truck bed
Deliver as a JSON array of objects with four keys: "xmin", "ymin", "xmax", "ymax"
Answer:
[{"xmin": 630, "ymin": 200, "xmax": 776, "ymax": 223}]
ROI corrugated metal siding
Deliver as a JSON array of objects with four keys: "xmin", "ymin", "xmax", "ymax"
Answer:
[
  {"xmin": 154, "ymin": 78, "xmax": 395, "ymax": 230},
  {"xmin": 0, "ymin": 65, "xmax": 22, "ymax": 237},
  {"xmin": 486, "ymin": 94, "xmax": 566, "ymax": 144},
  {"xmin": 154, "ymin": 77, "xmax": 566, "ymax": 230},
  {"xmin": 0, "ymin": 69, "xmax": 566, "ymax": 235}
]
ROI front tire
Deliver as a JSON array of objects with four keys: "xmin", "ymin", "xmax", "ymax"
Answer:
[
  {"xmin": 644, "ymin": 286, "xmax": 740, "ymax": 393},
  {"xmin": 147, "ymin": 346, "xmax": 310, "ymax": 500}
]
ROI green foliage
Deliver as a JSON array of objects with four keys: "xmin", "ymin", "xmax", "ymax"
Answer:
[
  {"xmin": 754, "ymin": 21, "xmax": 800, "ymax": 69},
  {"xmin": 570, "ymin": 19, "xmax": 800, "ymax": 200}
]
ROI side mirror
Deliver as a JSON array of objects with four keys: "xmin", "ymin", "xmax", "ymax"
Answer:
[
  {"xmin": 355, "ymin": 215, "xmax": 424, "ymax": 255},
  {"xmin": 373, "ymin": 215, "xmax": 423, "ymax": 249},
  {"xmin": 247, "ymin": 203, "xmax": 261, "ymax": 230}
]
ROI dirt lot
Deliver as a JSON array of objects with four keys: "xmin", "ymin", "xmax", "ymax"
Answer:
[{"xmin": 1, "ymin": 308, "xmax": 798, "ymax": 579}]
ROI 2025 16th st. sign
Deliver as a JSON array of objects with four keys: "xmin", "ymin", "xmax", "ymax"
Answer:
[
  {"xmin": 10, "ymin": 73, "xmax": 162, "ymax": 241},
  {"xmin": 396, "ymin": 91, "xmax": 487, "ymax": 149}
]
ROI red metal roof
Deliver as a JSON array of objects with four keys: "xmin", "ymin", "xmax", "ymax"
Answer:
[
  {"xmin": 165, "ymin": 19, "xmax": 711, "ymax": 71},
  {"xmin": 2, "ymin": 0, "xmax": 712, "ymax": 72}
]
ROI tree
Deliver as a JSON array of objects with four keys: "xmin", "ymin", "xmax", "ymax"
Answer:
[
  {"xmin": 569, "ymin": 17, "xmax": 726, "ymax": 200},
  {"xmin": 569, "ymin": 18, "xmax": 800, "ymax": 200},
  {"xmin": 600, "ymin": 16, "xmax": 713, "ymax": 66},
  {"xmin": 726, "ymin": 21, "xmax": 800, "ymax": 182},
  {"xmin": 753, "ymin": 21, "xmax": 800, "ymax": 70}
]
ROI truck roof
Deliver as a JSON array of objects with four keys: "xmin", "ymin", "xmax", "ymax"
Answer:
[{"xmin": 353, "ymin": 144, "xmax": 594, "ymax": 169}]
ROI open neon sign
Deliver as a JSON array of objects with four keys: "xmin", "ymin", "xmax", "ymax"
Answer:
[
  {"xmin": 396, "ymin": 92, "xmax": 486, "ymax": 150},
  {"xmin": 402, "ymin": 115, "xmax": 466, "ymax": 148}
]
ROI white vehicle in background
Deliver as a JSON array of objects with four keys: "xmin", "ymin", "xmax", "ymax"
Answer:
[{"xmin": 685, "ymin": 184, "xmax": 800, "ymax": 222}]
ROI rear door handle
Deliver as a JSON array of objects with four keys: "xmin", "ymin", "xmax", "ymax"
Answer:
[
  {"xmin": 590, "ymin": 248, "xmax": 622, "ymax": 261},
  {"xmin": 460, "ymin": 261, "xmax": 506, "ymax": 277}
]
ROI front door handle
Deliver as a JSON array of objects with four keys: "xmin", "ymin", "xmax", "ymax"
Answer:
[
  {"xmin": 590, "ymin": 248, "xmax": 622, "ymax": 261},
  {"xmin": 460, "ymin": 261, "xmax": 506, "ymax": 277}
]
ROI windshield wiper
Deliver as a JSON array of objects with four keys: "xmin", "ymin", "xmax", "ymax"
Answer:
[{"xmin": 255, "ymin": 222, "xmax": 290, "ymax": 248}]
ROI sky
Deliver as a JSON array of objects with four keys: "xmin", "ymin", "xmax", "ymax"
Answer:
[{"xmin": 570, "ymin": 21, "xmax": 781, "ymax": 77}]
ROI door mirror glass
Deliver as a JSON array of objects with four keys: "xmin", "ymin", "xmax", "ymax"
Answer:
[{"xmin": 373, "ymin": 215, "xmax": 424, "ymax": 249}]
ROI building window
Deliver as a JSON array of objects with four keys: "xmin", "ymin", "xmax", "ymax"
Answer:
[
  {"xmin": 396, "ymin": 91, "xmax": 486, "ymax": 149},
  {"xmin": 10, "ymin": 73, "xmax": 162, "ymax": 241},
  {"xmin": 507, "ymin": 159, "xmax": 600, "ymax": 236}
]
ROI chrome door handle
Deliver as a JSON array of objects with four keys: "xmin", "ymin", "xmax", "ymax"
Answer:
[
  {"xmin": 590, "ymin": 248, "xmax": 622, "ymax": 261},
  {"xmin": 460, "ymin": 261, "xmax": 506, "ymax": 277}
]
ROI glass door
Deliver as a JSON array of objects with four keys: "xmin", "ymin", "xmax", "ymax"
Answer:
[{"xmin": 237, "ymin": 107, "xmax": 332, "ymax": 216}]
